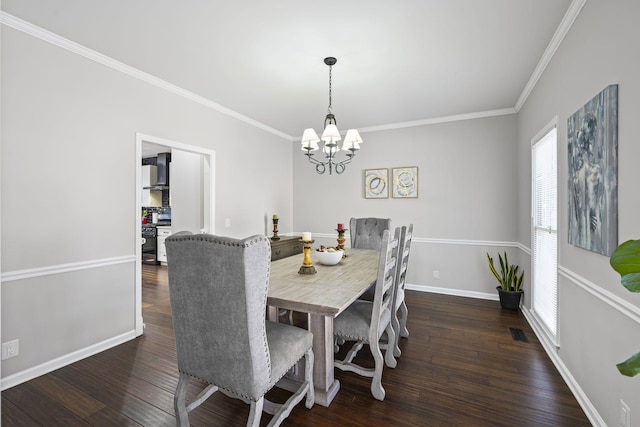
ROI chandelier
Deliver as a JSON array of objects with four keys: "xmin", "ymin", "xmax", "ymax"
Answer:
[{"xmin": 301, "ymin": 57, "xmax": 362, "ymax": 175}]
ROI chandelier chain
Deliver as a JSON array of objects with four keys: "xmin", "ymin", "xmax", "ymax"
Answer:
[{"xmin": 328, "ymin": 64, "xmax": 332, "ymax": 112}]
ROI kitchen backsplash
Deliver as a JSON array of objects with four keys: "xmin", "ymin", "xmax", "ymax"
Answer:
[{"xmin": 142, "ymin": 206, "xmax": 171, "ymax": 223}]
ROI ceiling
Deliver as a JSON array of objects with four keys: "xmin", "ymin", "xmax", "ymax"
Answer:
[{"xmin": 3, "ymin": 0, "xmax": 575, "ymax": 142}]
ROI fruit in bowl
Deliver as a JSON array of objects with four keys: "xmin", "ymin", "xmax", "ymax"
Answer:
[{"xmin": 315, "ymin": 247, "xmax": 344, "ymax": 265}]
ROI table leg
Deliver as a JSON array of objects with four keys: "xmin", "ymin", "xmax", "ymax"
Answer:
[
  {"xmin": 273, "ymin": 310, "xmax": 340, "ymax": 406},
  {"xmin": 267, "ymin": 306, "xmax": 279, "ymax": 322},
  {"xmin": 308, "ymin": 313, "xmax": 340, "ymax": 407}
]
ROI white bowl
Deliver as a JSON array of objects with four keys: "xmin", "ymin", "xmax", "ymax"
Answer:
[{"xmin": 314, "ymin": 249, "xmax": 344, "ymax": 265}]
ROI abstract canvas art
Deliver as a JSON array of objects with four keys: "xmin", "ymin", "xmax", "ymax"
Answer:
[
  {"xmin": 364, "ymin": 168, "xmax": 389, "ymax": 199},
  {"xmin": 567, "ymin": 84, "xmax": 618, "ymax": 256},
  {"xmin": 392, "ymin": 166, "xmax": 418, "ymax": 198}
]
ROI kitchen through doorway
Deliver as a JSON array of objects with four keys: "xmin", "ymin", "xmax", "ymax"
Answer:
[{"xmin": 135, "ymin": 133, "xmax": 216, "ymax": 336}]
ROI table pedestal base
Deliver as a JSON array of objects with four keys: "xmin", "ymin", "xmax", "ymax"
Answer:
[{"xmin": 276, "ymin": 376, "xmax": 340, "ymax": 407}]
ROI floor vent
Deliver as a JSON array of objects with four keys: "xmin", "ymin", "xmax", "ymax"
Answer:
[{"xmin": 509, "ymin": 328, "xmax": 529, "ymax": 343}]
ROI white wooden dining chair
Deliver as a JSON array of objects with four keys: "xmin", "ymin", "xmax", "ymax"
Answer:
[
  {"xmin": 333, "ymin": 227, "xmax": 400, "ymax": 401},
  {"xmin": 165, "ymin": 232, "xmax": 314, "ymax": 427},
  {"xmin": 350, "ymin": 217, "xmax": 392, "ymax": 302},
  {"xmin": 390, "ymin": 224, "xmax": 413, "ymax": 357}
]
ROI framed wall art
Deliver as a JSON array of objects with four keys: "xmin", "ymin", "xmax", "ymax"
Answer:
[
  {"xmin": 392, "ymin": 166, "xmax": 418, "ymax": 198},
  {"xmin": 567, "ymin": 84, "xmax": 618, "ymax": 256},
  {"xmin": 364, "ymin": 168, "xmax": 389, "ymax": 199}
]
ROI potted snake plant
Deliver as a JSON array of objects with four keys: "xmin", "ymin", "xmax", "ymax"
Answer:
[{"xmin": 487, "ymin": 251, "xmax": 524, "ymax": 310}]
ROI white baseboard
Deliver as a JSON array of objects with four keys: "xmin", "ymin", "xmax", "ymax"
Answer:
[
  {"xmin": 521, "ymin": 306, "xmax": 605, "ymax": 427},
  {"xmin": 406, "ymin": 283, "xmax": 498, "ymax": 301},
  {"xmin": 407, "ymin": 283, "xmax": 604, "ymax": 427},
  {"xmin": 0, "ymin": 330, "xmax": 137, "ymax": 391}
]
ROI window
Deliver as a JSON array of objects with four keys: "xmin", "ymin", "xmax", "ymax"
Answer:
[{"xmin": 532, "ymin": 123, "xmax": 558, "ymax": 341}]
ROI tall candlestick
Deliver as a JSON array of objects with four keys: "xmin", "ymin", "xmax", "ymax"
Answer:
[
  {"xmin": 271, "ymin": 217, "xmax": 280, "ymax": 241},
  {"xmin": 336, "ymin": 227, "xmax": 348, "ymax": 257},
  {"xmin": 298, "ymin": 239, "xmax": 317, "ymax": 274}
]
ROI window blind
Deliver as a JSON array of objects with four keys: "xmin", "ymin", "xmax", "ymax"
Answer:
[{"xmin": 532, "ymin": 127, "xmax": 558, "ymax": 338}]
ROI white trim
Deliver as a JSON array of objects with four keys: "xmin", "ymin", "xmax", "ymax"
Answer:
[
  {"xmin": 414, "ymin": 237, "xmax": 520, "ymax": 248},
  {"xmin": 136, "ymin": 133, "xmax": 216, "ymax": 336},
  {"xmin": 531, "ymin": 116, "xmax": 559, "ymax": 149},
  {"xmin": 559, "ymin": 266, "xmax": 640, "ymax": 325},
  {"xmin": 521, "ymin": 305, "xmax": 605, "ymax": 427},
  {"xmin": 304, "ymin": 233, "xmax": 524, "ymax": 249},
  {"xmin": 0, "ymin": 12, "xmax": 291, "ymax": 141},
  {"xmin": 0, "ymin": 330, "xmax": 137, "ymax": 391},
  {"xmin": 0, "ymin": 256, "xmax": 136, "ymax": 282},
  {"xmin": 1, "ymin": 7, "xmax": 585, "ymax": 140},
  {"xmin": 530, "ymin": 120, "xmax": 559, "ymax": 342},
  {"xmin": 406, "ymin": 284, "xmax": 497, "ymax": 301},
  {"xmin": 525, "ymin": 300, "xmax": 560, "ymax": 349},
  {"xmin": 517, "ymin": 242, "xmax": 532, "ymax": 256},
  {"xmin": 346, "ymin": 108, "xmax": 517, "ymax": 135},
  {"xmin": 514, "ymin": 0, "xmax": 587, "ymax": 111},
  {"xmin": 408, "ymin": 267, "xmax": 605, "ymax": 427},
  {"xmin": 135, "ymin": 136, "xmax": 144, "ymax": 337}
]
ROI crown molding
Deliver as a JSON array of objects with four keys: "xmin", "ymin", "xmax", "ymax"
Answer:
[
  {"xmin": 3, "ymin": 1, "xmax": 586, "ymax": 141},
  {"xmin": 0, "ymin": 12, "xmax": 293, "ymax": 141},
  {"xmin": 514, "ymin": 0, "xmax": 587, "ymax": 111},
  {"xmin": 355, "ymin": 108, "xmax": 518, "ymax": 135}
]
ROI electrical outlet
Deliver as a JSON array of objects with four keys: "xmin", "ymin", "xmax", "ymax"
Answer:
[
  {"xmin": 225, "ymin": 218, "xmax": 231, "ymax": 228},
  {"xmin": 2, "ymin": 339, "xmax": 20, "ymax": 360},
  {"xmin": 433, "ymin": 270, "xmax": 440, "ymax": 280},
  {"xmin": 620, "ymin": 399, "xmax": 630, "ymax": 427}
]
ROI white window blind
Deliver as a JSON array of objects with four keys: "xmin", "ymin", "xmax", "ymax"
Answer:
[{"xmin": 532, "ymin": 127, "xmax": 558, "ymax": 339}]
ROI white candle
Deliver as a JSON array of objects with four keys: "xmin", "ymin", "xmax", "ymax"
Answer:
[{"xmin": 302, "ymin": 232, "xmax": 312, "ymax": 241}]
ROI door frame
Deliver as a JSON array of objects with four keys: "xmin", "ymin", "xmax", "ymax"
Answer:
[{"xmin": 135, "ymin": 132, "xmax": 216, "ymax": 335}]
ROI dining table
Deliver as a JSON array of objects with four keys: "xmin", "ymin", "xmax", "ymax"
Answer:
[{"xmin": 267, "ymin": 247, "xmax": 380, "ymax": 407}]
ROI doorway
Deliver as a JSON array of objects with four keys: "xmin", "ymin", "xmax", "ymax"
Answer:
[{"xmin": 135, "ymin": 133, "xmax": 216, "ymax": 335}]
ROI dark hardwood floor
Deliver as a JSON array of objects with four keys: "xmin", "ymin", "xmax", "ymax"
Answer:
[{"xmin": 2, "ymin": 264, "xmax": 591, "ymax": 426}]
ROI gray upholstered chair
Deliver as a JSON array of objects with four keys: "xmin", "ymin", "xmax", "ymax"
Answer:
[
  {"xmin": 165, "ymin": 232, "xmax": 314, "ymax": 427},
  {"xmin": 390, "ymin": 224, "xmax": 413, "ymax": 357},
  {"xmin": 333, "ymin": 228, "xmax": 400, "ymax": 401},
  {"xmin": 349, "ymin": 217, "xmax": 392, "ymax": 250},
  {"xmin": 350, "ymin": 217, "xmax": 392, "ymax": 301}
]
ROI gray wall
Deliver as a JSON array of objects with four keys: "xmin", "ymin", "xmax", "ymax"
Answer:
[
  {"xmin": 293, "ymin": 113, "xmax": 520, "ymax": 297},
  {"xmin": 1, "ymin": 25, "xmax": 294, "ymax": 382},
  {"xmin": 516, "ymin": 1, "xmax": 640, "ymax": 425}
]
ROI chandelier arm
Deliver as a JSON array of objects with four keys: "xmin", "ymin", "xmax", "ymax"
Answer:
[
  {"xmin": 304, "ymin": 152, "xmax": 324, "ymax": 166},
  {"xmin": 315, "ymin": 163, "xmax": 327, "ymax": 174}
]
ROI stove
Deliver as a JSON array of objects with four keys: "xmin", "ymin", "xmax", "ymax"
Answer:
[
  {"xmin": 142, "ymin": 225, "xmax": 158, "ymax": 264},
  {"xmin": 142, "ymin": 207, "xmax": 171, "ymax": 265}
]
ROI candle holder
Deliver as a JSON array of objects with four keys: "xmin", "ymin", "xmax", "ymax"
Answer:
[
  {"xmin": 336, "ymin": 228, "xmax": 348, "ymax": 257},
  {"xmin": 271, "ymin": 218, "xmax": 280, "ymax": 240},
  {"xmin": 298, "ymin": 239, "xmax": 317, "ymax": 274}
]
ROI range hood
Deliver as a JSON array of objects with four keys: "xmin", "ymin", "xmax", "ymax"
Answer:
[{"xmin": 143, "ymin": 152, "xmax": 170, "ymax": 190}]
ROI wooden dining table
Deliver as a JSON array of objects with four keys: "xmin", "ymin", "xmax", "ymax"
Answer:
[{"xmin": 267, "ymin": 248, "xmax": 380, "ymax": 407}]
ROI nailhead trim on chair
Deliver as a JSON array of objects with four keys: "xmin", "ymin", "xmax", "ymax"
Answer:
[
  {"xmin": 169, "ymin": 233, "xmax": 273, "ymax": 399},
  {"xmin": 169, "ymin": 234, "xmax": 267, "ymax": 248}
]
